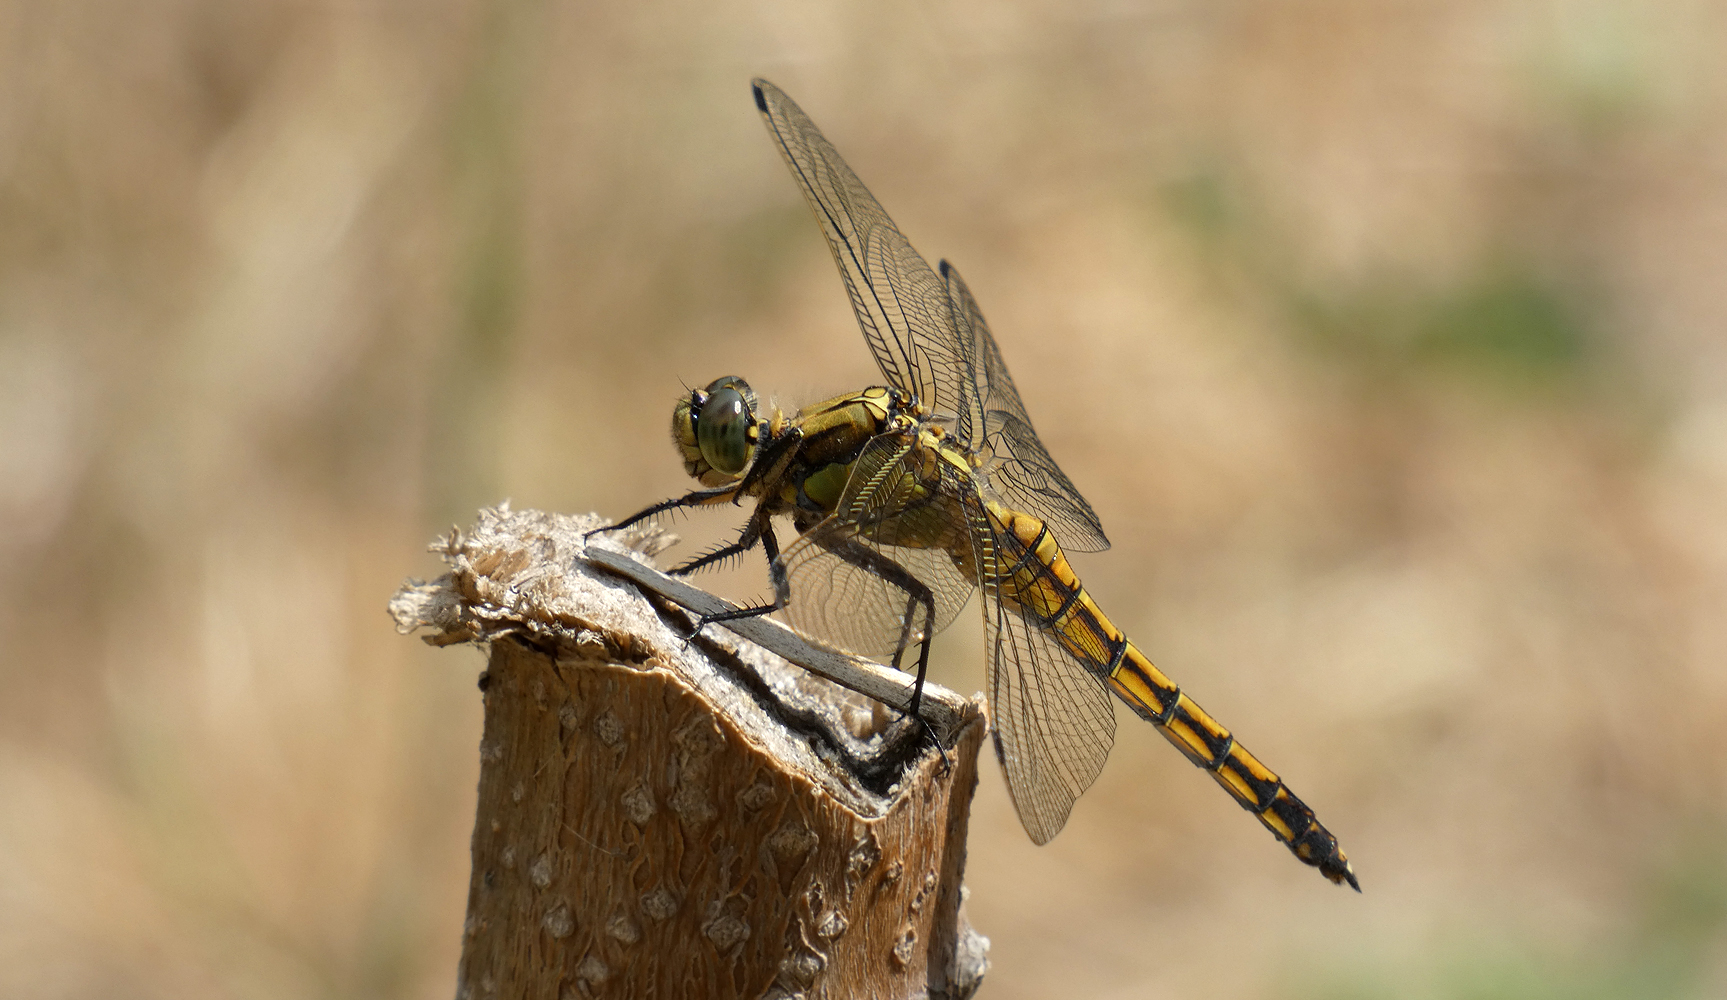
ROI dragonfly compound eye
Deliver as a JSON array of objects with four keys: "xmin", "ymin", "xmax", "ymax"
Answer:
[{"xmin": 696, "ymin": 383, "xmax": 755, "ymax": 476}]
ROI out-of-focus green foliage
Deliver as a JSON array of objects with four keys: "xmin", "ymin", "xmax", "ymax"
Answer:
[
  {"xmin": 1290, "ymin": 269, "xmax": 1595, "ymax": 388},
  {"xmin": 1164, "ymin": 164, "xmax": 1607, "ymax": 397}
]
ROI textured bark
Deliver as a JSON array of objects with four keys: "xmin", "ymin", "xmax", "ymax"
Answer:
[{"xmin": 391, "ymin": 506, "xmax": 989, "ymax": 999}]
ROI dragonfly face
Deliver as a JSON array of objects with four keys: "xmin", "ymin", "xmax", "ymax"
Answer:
[
  {"xmin": 599, "ymin": 79, "xmax": 1359, "ymax": 891},
  {"xmin": 674, "ymin": 376, "xmax": 762, "ymax": 487}
]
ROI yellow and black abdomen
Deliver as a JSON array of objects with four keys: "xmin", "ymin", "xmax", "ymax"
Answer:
[{"xmin": 986, "ymin": 504, "xmax": 1359, "ymax": 889}]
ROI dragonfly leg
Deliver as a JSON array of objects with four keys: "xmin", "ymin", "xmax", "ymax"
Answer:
[
  {"xmin": 808, "ymin": 534, "xmax": 941, "ymax": 729},
  {"xmin": 585, "ymin": 485, "xmax": 741, "ymax": 540},
  {"xmin": 670, "ymin": 502, "xmax": 777, "ymax": 576},
  {"xmin": 689, "ymin": 522, "xmax": 949, "ymax": 757},
  {"xmin": 889, "ymin": 593, "xmax": 936, "ymax": 716},
  {"xmin": 682, "ymin": 518, "xmax": 787, "ymax": 636},
  {"xmin": 783, "ymin": 529, "xmax": 950, "ymax": 761}
]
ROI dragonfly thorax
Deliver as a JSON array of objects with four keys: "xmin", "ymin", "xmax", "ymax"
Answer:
[{"xmin": 674, "ymin": 376, "xmax": 762, "ymax": 487}]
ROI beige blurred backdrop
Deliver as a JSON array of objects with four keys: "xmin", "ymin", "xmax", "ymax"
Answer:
[{"xmin": 4, "ymin": 1, "xmax": 1726, "ymax": 997}]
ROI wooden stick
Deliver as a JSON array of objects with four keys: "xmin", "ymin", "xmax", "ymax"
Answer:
[{"xmin": 391, "ymin": 505, "xmax": 990, "ymax": 999}]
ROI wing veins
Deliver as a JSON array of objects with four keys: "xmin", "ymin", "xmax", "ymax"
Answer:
[{"xmin": 755, "ymin": 80, "xmax": 929, "ymax": 399}]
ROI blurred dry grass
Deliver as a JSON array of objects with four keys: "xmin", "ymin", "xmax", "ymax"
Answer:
[{"xmin": 3, "ymin": 1, "xmax": 1726, "ymax": 997}]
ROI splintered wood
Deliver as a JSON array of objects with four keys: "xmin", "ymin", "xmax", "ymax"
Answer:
[{"xmin": 391, "ymin": 506, "xmax": 989, "ymax": 999}]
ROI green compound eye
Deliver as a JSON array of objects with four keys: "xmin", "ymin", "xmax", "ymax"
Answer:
[{"xmin": 696, "ymin": 384, "xmax": 754, "ymax": 475}]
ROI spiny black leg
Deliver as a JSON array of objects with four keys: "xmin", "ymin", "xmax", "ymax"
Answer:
[
  {"xmin": 680, "ymin": 519, "xmax": 950, "ymax": 759},
  {"xmin": 759, "ymin": 517, "xmax": 782, "ymax": 568},
  {"xmin": 671, "ymin": 541, "xmax": 752, "ymax": 577},
  {"xmin": 585, "ymin": 485, "xmax": 740, "ymax": 540},
  {"xmin": 682, "ymin": 519, "xmax": 786, "ymax": 637},
  {"xmin": 886, "ymin": 583, "xmax": 937, "ymax": 717},
  {"xmin": 671, "ymin": 505, "xmax": 768, "ymax": 576},
  {"xmin": 689, "ymin": 601, "xmax": 780, "ymax": 633},
  {"xmin": 803, "ymin": 533, "xmax": 946, "ymax": 757},
  {"xmin": 815, "ymin": 538, "xmax": 935, "ymax": 712},
  {"xmin": 896, "ymin": 595, "xmax": 947, "ymax": 770}
]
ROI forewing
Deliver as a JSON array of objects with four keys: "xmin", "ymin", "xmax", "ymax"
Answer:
[
  {"xmin": 779, "ymin": 435, "xmax": 975, "ymax": 657},
  {"xmin": 753, "ymin": 80, "xmax": 974, "ymax": 425},
  {"xmin": 942, "ymin": 261, "xmax": 1110, "ymax": 553}
]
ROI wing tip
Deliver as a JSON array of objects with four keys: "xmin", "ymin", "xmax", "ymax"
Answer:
[{"xmin": 752, "ymin": 79, "xmax": 771, "ymax": 113}]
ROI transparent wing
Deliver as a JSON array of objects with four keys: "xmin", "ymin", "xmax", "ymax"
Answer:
[
  {"xmin": 943, "ymin": 261, "xmax": 1110, "ymax": 553},
  {"xmin": 755, "ymin": 80, "xmax": 1115, "ymax": 828},
  {"xmin": 985, "ymin": 600, "xmax": 1118, "ymax": 844},
  {"xmin": 779, "ymin": 435, "xmax": 976, "ymax": 657},
  {"xmin": 754, "ymin": 79, "xmax": 1110, "ymax": 555},
  {"xmin": 956, "ymin": 486, "xmax": 1117, "ymax": 844},
  {"xmin": 753, "ymin": 79, "xmax": 977, "ymax": 435}
]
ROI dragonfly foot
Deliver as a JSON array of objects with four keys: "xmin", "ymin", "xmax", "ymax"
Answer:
[
  {"xmin": 681, "ymin": 603, "xmax": 776, "ymax": 642},
  {"xmin": 931, "ymin": 736, "xmax": 951, "ymax": 777},
  {"xmin": 906, "ymin": 709, "xmax": 950, "ymax": 776}
]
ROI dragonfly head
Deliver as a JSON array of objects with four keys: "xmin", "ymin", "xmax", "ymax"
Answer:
[{"xmin": 674, "ymin": 376, "xmax": 761, "ymax": 487}]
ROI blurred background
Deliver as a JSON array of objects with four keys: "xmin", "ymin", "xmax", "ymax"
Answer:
[{"xmin": 3, "ymin": 0, "xmax": 1725, "ymax": 997}]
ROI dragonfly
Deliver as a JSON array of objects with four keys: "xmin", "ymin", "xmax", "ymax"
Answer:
[{"xmin": 597, "ymin": 79, "xmax": 1357, "ymax": 890}]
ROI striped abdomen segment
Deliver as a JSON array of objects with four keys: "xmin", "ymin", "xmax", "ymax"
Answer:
[{"xmin": 990, "ymin": 505, "xmax": 1359, "ymax": 890}]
